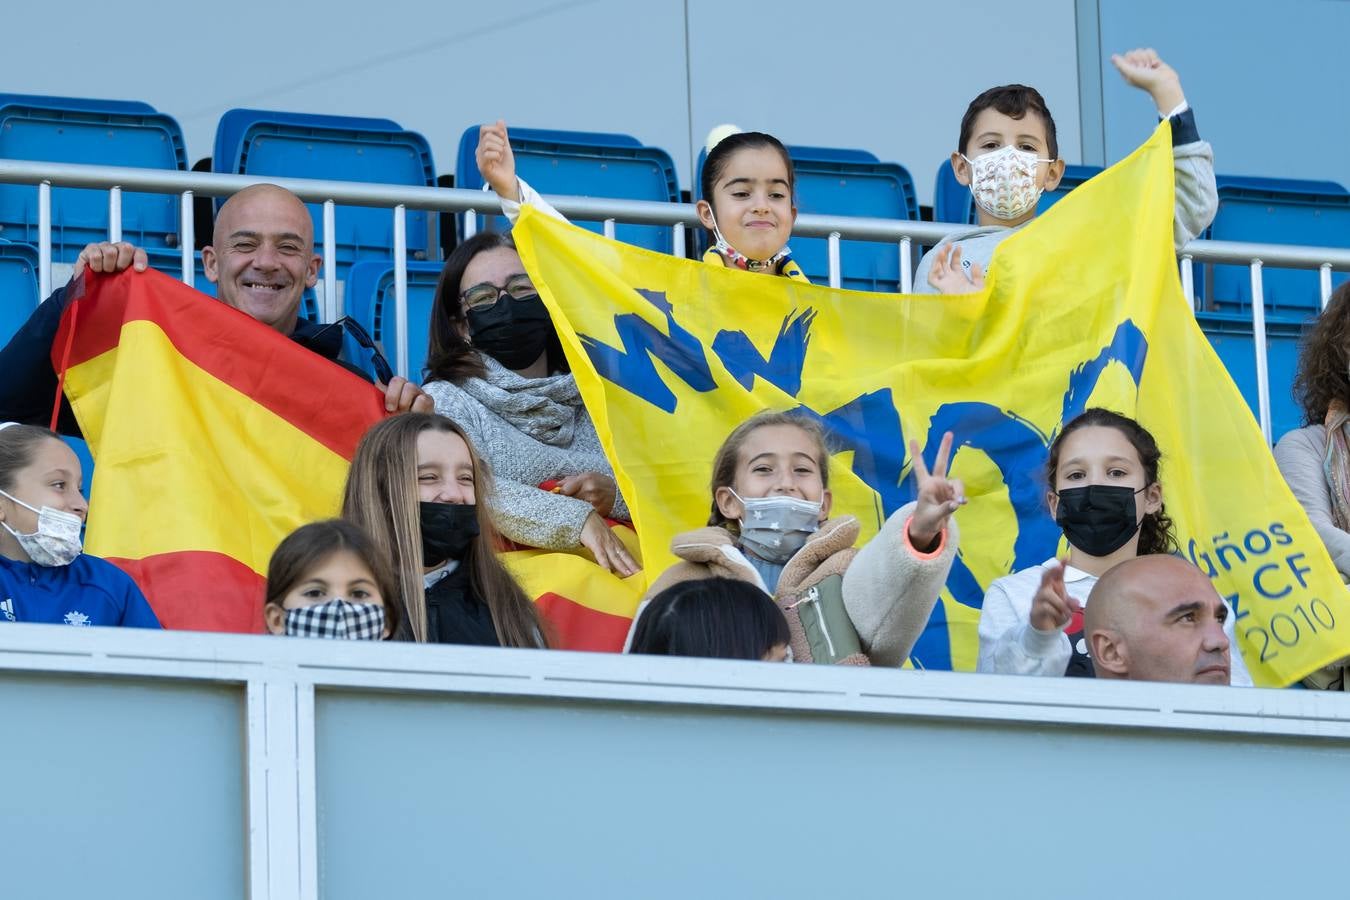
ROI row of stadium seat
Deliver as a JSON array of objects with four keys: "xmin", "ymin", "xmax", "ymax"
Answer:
[{"xmin": 0, "ymin": 92, "xmax": 1346, "ymax": 303}]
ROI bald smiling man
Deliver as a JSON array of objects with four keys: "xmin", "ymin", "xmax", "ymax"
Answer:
[
  {"xmin": 1084, "ymin": 555, "xmax": 1232, "ymax": 686},
  {"xmin": 0, "ymin": 183, "xmax": 431, "ymax": 435}
]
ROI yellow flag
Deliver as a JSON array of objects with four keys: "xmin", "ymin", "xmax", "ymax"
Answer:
[{"xmin": 513, "ymin": 122, "xmax": 1350, "ymax": 687}]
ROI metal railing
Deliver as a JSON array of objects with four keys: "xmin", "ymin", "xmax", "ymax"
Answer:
[{"xmin": 2, "ymin": 158, "xmax": 1348, "ymax": 442}]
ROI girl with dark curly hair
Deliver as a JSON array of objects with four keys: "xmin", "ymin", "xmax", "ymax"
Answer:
[
  {"xmin": 1274, "ymin": 281, "xmax": 1350, "ymax": 578},
  {"xmin": 978, "ymin": 407, "xmax": 1251, "ymax": 684}
]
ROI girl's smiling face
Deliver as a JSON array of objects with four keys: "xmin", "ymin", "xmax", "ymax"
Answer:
[
  {"xmin": 715, "ymin": 423, "xmax": 831, "ymax": 524},
  {"xmin": 697, "ymin": 145, "xmax": 797, "ymax": 264}
]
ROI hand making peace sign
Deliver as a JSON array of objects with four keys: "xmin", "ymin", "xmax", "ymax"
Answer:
[{"xmin": 906, "ymin": 431, "xmax": 967, "ymax": 552}]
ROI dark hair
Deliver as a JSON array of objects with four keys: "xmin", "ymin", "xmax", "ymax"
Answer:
[
  {"xmin": 707, "ymin": 411, "xmax": 831, "ymax": 528},
  {"xmin": 1293, "ymin": 281, "xmax": 1350, "ymax": 426},
  {"xmin": 630, "ymin": 577, "xmax": 789, "ymax": 660},
  {"xmin": 342, "ymin": 412, "xmax": 546, "ymax": 648},
  {"xmin": 700, "ymin": 131, "xmax": 796, "ymax": 218},
  {"xmin": 264, "ymin": 519, "xmax": 402, "ymax": 638},
  {"xmin": 0, "ymin": 424, "xmax": 66, "ymax": 492},
  {"xmin": 1045, "ymin": 408, "xmax": 1177, "ymax": 556},
  {"xmin": 958, "ymin": 84, "xmax": 1059, "ymax": 160},
  {"xmin": 424, "ymin": 231, "xmax": 566, "ymax": 384}
]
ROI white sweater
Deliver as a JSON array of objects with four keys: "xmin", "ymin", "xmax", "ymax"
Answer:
[{"xmin": 977, "ymin": 558, "xmax": 1252, "ymax": 685}]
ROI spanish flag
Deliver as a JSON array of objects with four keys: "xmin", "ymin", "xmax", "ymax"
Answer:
[
  {"xmin": 54, "ymin": 269, "xmax": 384, "ymax": 632},
  {"xmin": 54, "ymin": 270, "xmax": 644, "ymax": 647}
]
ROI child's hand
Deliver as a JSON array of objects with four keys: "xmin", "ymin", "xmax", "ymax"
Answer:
[
  {"xmin": 907, "ymin": 432, "xmax": 967, "ymax": 552},
  {"xmin": 476, "ymin": 120, "xmax": 518, "ymax": 201},
  {"xmin": 1111, "ymin": 48, "xmax": 1185, "ymax": 115},
  {"xmin": 926, "ymin": 243, "xmax": 986, "ymax": 295},
  {"xmin": 1028, "ymin": 560, "xmax": 1081, "ymax": 632}
]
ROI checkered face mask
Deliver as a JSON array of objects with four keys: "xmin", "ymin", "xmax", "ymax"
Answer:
[{"xmin": 284, "ymin": 598, "xmax": 386, "ymax": 640}]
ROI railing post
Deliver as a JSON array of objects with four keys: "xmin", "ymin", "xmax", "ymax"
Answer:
[
  {"xmin": 672, "ymin": 222, "xmax": 686, "ymax": 259},
  {"xmin": 1322, "ymin": 263, "xmax": 1334, "ymax": 311},
  {"xmin": 828, "ymin": 232, "xmax": 842, "ymax": 290},
  {"xmin": 180, "ymin": 190, "xmax": 194, "ymax": 286},
  {"xmin": 394, "ymin": 204, "xmax": 409, "ymax": 381},
  {"xmin": 1250, "ymin": 260, "xmax": 1272, "ymax": 444},
  {"xmin": 603, "ymin": 218, "xmax": 616, "ymax": 240},
  {"xmin": 38, "ymin": 181, "xmax": 51, "ymax": 301},
  {"xmin": 463, "ymin": 208, "xmax": 478, "ymax": 240},
  {"xmin": 108, "ymin": 186, "xmax": 122, "ymax": 243},
  {"xmin": 322, "ymin": 200, "xmax": 337, "ymax": 323},
  {"xmin": 1181, "ymin": 255, "xmax": 1195, "ymax": 310},
  {"xmin": 899, "ymin": 238, "xmax": 913, "ymax": 294}
]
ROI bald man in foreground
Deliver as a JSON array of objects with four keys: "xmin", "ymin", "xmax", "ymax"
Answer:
[
  {"xmin": 1084, "ymin": 555, "xmax": 1232, "ymax": 685},
  {"xmin": 0, "ymin": 183, "xmax": 430, "ymax": 433}
]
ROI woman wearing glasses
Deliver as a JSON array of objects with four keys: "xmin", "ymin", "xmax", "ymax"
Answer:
[{"xmin": 421, "ymin": 232, "xmax": 639, "ymax": 577}]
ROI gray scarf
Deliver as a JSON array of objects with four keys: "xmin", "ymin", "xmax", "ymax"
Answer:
[{"xmin": 459, "ymin": 356, "xmax": 582, "ymax": 446}]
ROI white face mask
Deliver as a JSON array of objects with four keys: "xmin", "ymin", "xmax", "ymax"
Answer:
[
  {"xmin": 0, "ymin": 488, "xmax": 83, "ymax": 567},
  {"xmin": 708, "ymin": 211, "xmax": 792, "ymax": 273},
  {"xmin": 962, "ymin": 145, "xmax": 1054, "ymax": 221},
  {"xmin": 730, "ymin": 489, "xmax": 822, "ymax": 564}
]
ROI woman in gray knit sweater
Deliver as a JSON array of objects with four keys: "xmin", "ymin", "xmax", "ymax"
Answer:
[
  {"xmin": 1274, "ymin": 281, "xmax": 1350, "ymax": 579},
  {"xmin": 420, "ymin": 232, "xmax": 638, "ymax": 576}
]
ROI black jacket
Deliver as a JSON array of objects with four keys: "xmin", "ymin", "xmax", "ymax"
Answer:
[{"xmin": 423, "ymin": 563, "xmax": 500, "ymax": 647}]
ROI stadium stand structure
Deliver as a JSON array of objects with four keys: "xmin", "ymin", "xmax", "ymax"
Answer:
[
  {"xmin": 213, "ymin": 109, "xmax": 437, "ymax": 277},
  {"xmin": 347, "ymin": 259, "xmax": 443, "ymax": 380},
  {"xmin": 0, "ymin": 94, "xmax": 186, "ymax": 261},
  {"xmin": 454, "ymin": 125, "xmax": 680, "ymax": 254}
]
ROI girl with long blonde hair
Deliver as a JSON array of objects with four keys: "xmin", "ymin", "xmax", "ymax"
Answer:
[{"xmin": 343, "ymin": 413, "xmax": 545, "ymax": 648}]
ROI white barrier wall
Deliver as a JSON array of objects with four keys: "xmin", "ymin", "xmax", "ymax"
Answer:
[{"xmin": 3, "ymin": 623, "xmax": 1350, "ymax": 899}]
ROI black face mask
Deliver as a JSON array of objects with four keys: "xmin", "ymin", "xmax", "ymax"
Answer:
[
  {"xmin": 467, "ymin": 293, "xmax": 553, "ymax": 371},
  {"xmin": 420, "ymin": 501, "xmax": 480, "ymax": 566},
  {"xmin": 1054, "ymin": 485, "xmax": 1146, "ymax": 557}
]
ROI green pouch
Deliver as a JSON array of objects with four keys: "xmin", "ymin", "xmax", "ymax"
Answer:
[{"xmin": 790, "ymin": 575, "xmax": 864, "ymax": 665}]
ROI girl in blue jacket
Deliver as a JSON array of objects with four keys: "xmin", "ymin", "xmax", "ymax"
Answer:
[{"xmin": 0, "ymin": 423, "xmax": 159, "ymax": 628}]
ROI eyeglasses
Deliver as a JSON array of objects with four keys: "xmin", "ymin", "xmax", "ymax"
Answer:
[{"xmin": 460, "ymin": 273, "xmax": 537, "ymax": 310}]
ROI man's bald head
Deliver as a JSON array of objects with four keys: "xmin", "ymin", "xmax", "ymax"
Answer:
[
  {"xmin": 202, "ymin": 184, "xmax": 320, "ymax": 335},
  {"xmin": 1086, "ymin": 556, "xmax": 1231, "ymax": 685}
]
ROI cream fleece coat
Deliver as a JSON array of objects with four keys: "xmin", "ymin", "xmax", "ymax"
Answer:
[{"xmin": 634, "ymin": 501, "xmax": 959, "ymax": 666}]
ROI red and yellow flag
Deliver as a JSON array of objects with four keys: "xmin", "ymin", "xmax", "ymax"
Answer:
[
  {"xmin": 55, "ymin": 269, "xmax": 385, "ymax": 631},
  {"xmin": 55, "ymin": 268, "xmax": 643, "ymax": 647}
]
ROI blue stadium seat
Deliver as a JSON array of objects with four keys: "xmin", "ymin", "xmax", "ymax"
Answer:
[
  {"xmin": 0, "ymin": 96, "xmax": 187, "ymax": 261},
  {"xmin": 142, "ymin": 248, "xmax": 213, "ymax": 296},
  {"xmin": 786, "ymin": 145, "xmax": 918, "ymax": 291},
  {"xmin": 455, "ymin": 126, "xmax": 680, "ymax": 254},
  {"xmin": 347, "ymin": 260, "xmax": 444, "ymax": 380},
  {"xmin": 63, "ymin": 436, "xmax": 95, "ymax": 498},
  {"xmin": 0, "ymin": 240, "xmax": 40, "ymax": 344},
  {"xmin": 0, "ymin": 94, "xmax": 155, "ymax": 115},
  {"xmin": 1203, "ymin": 176, "xmax": 1350, "ymax": 315},
  {"xmin": 933, "ymin": 158, "xmax": 973, "ymax": 225},
  {"xmin": 933, "ymin": 159, "xmax": 1102, "ymax": 225},
  {"xmin": 1198, "ymin": 310, "xmax": 1310, "ymax": 443},
  {"xmin": 213, "ymin": 109, "xmax": 437, "ymax": 276}
]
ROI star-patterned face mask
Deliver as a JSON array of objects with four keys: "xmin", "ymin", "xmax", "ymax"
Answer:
[{"xmin": 729, "ymin": 489, "xmax": 822, "ymax": 564}]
